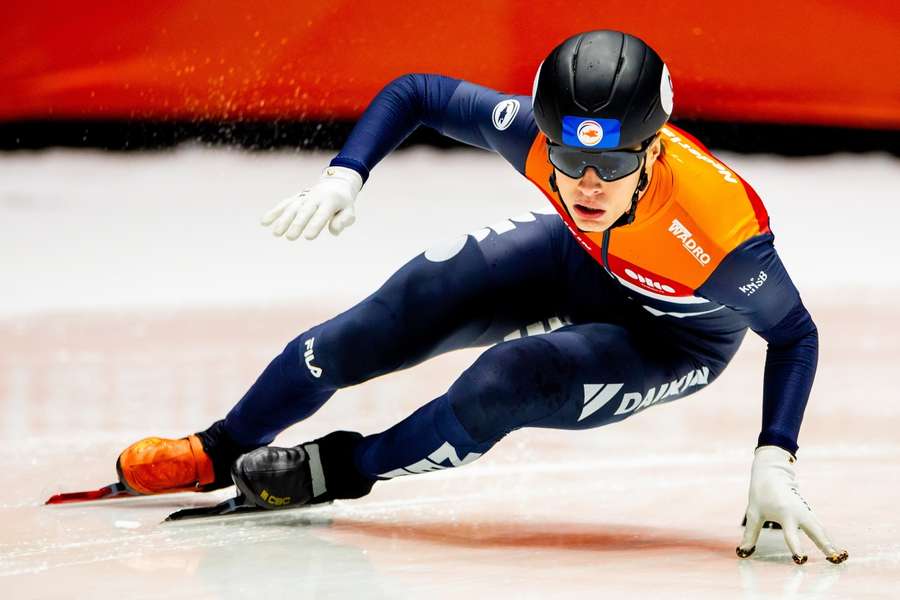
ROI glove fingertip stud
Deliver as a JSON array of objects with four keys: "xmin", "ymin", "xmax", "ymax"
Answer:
[
  {"xmin": 736, "ymin": 546, "xmax": 755, "ymax": 559},
  {"xmin": 826, "ymin": 550, "xmax": 849, "ymax": 564},
  {"xmin": 792, "ymin": 554, "xmax": 808, "ymax": 565}
]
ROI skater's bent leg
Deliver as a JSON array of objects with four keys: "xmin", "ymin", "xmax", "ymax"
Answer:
[
  {"xmin": 352, "ymin": 333, "xmax": 584, "ymax": 479},
  {"xmin": 224, "ymin": 337, "xmax": 336, "ymax": 446},
  {"xmin": 353, "ymin": 324, "xmax": 720, "ymax": 480},
  {"xmin": 354, "ymin": 393, "xmax": 492, "ymax": 479},
  {"xmin": 225, "ymin": 213, "xmax": 565, "ymax": 446}
]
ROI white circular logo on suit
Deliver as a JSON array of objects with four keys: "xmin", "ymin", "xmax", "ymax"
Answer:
[
  {"xmin": 425, "ymin": 235, "xmax": 469, "ymax": 262},
  {"xmin": 576, "ymin": 120, "xmax": 604, "ymax": 146},
  {"xmin": 660, "ymin": 64, "xmax": 674, "ymax": 115},
  {"xmin": 492, "ymin": 99, "xmax": 520, "ymax": 131}
]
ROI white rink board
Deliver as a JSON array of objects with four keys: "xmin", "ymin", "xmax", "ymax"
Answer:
[
  {"xmin": 1, "ymin": 147, "xmax": 899, "ymax": 599},
  {"xmin": 2, "ymin": 146, "xmax": 899, "ymax": 315}
]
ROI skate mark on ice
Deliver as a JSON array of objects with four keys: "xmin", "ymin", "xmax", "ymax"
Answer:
[{"xmin": 329, "ymin": 519, "xmax": 730, "ymax": 555}]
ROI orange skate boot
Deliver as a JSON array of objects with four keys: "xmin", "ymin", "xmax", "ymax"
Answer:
[{"xmin": 116, "ymin": 420, "xmax": 256, "ymax": 495}]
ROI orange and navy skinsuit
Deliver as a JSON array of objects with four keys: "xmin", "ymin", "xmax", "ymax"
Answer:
[{"xmin": 220, "ymin": 74, "xmax": 816, "ymax": 481}]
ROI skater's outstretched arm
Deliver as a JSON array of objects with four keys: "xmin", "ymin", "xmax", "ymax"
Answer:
[
  {"xmin": 697, "ymin": 235, "xmax": 846, "ymax": 564},
  {"xmin": 262, "ymin": 74, "xmax": 538, "ymax": 240},
  {"xmin": 698, "ymin": 235, "xmax": 816, "ymax": 456},
  {"xmin": 330, "ymin": 74, "xmax": 538, "ymax": 178}
]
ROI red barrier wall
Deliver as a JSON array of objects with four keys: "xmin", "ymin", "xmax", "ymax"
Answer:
[{"xmin": 3, "ymin": 1, "xmax": 899, "ymax": 128}]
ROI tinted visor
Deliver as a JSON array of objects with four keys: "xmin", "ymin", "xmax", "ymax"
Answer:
[{"xmin": 547, "ymin": 143, "xmax": 647, "ymax": 182}]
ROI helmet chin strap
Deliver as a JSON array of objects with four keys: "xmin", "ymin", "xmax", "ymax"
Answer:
[
  {"xmin": 549, "ymin": 156, "xmax": 650, "ymax": 231},
  {"xmin": 610, "ymin": 154, "xmax": 649, "ymax": 229},
  {"xmin": 548, "ymin": 170, "xmax": 580, "ymax": 225}
]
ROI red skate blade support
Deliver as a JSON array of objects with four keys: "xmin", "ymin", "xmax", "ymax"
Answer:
[{"xmin": 45, "ymin": 482, "xmax": 133, "ymax": 504}]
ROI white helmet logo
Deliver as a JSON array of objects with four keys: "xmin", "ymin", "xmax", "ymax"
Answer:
[
  {"xmin": 532, "ymin": 60, "xmax": 544, "ymax": 100},
  {"xmin": 576, "ymin": 120, "xmax": 604, "ymax": 146},
  {"xmin": 660, "ymin": 64, "xmax": 674, "ymax": 116},
  {"xmin": 492, "ymin": 99, "xmax": 520, "ymax": 131}
]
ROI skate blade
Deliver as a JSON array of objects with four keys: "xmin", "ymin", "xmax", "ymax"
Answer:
[
  {"xmin": 45, "ymin": 482, "xmax": 135, "ymax": 505},
  {"xmin": 164, "ymin": 494, "xmax": 261, "ymax": 522},
  {"xmin": 164, "ymin": 495, "xmax": 335, "ymax": 523}
]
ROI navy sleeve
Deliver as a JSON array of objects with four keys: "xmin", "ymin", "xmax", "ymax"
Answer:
[
  {"xmin": 697, "ymin": 234, "xmax": 818, "ymax": 455},
  {"xmin": 330, "ymin": 74, "xmax": 539, "ymax": 182}
]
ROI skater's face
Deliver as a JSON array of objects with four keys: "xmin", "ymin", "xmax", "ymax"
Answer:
[{"xmin": 553, "ymin": 136, "xmax": 662, "ymax": 232}]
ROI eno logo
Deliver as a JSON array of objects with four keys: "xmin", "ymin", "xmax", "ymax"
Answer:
[
  {"xmin": 624, "ymin": 267, "xmax": 676, "ymax": 294},
  {"xmin": 492, "ymin": 99, "xmax": 520, "ymax": 131}
]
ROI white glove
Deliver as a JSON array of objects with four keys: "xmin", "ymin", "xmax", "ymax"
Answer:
[
  {"xmin": 261, "ymin": 166, "xmax": 363, "ymax": 240},
  {"xmin": 737, "ymin": 446, "xmax": 848, "ymax": 564}
]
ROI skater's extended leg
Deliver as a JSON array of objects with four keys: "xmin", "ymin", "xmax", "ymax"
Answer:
[
  {"xmin": 116, "ymin": 213, "xmax": 567, "ymax": 495},
  {"xmin": 228, "ymin": 322, "xmax": 736, "ymax": 509},
  {"xmin": 224, "ymin": 213, "xmax": 568, "ymax": 447},
  {"xmin": 353, "ymin": 323, "xmax": 727, "ymax": 480}
]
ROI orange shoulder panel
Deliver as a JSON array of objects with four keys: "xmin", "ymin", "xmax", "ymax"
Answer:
[
  {"xmin": 661, "ymin": 124, "xmax": 770, "ymax": 245},
  {"xmin": 609, "ymin": 126, "xmax": 771, "ymax": 289},
  {"xmin": 524, "ymin": 133, "xmax": 554, "ymax": 198},
  {"xmin": 522, "ymin": 126, "xmax": 771, "ymax": 293}
]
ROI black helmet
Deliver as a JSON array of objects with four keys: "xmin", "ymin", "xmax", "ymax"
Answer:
[{"xmin": 533, "ymin": 30, "xmax": 673, "ymax": 151}]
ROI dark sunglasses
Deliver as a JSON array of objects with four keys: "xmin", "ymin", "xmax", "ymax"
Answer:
[{"xmin": 548, "ymin": 136, "xmax": 655, "ymax": 182}]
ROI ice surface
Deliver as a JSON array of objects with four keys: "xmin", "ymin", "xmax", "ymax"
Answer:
[{"xmin": 1, "ymin": 147, "xmax": 899, "ymax": 598}]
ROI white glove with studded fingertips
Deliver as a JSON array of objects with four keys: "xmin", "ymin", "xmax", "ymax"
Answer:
[
  {"xmin": 737, "ymin": 446, "xmax": 848, "ymax": 565},
  {"xmin": 262, "ymin": 166, "xmax": 363, "ymax": 240}
]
